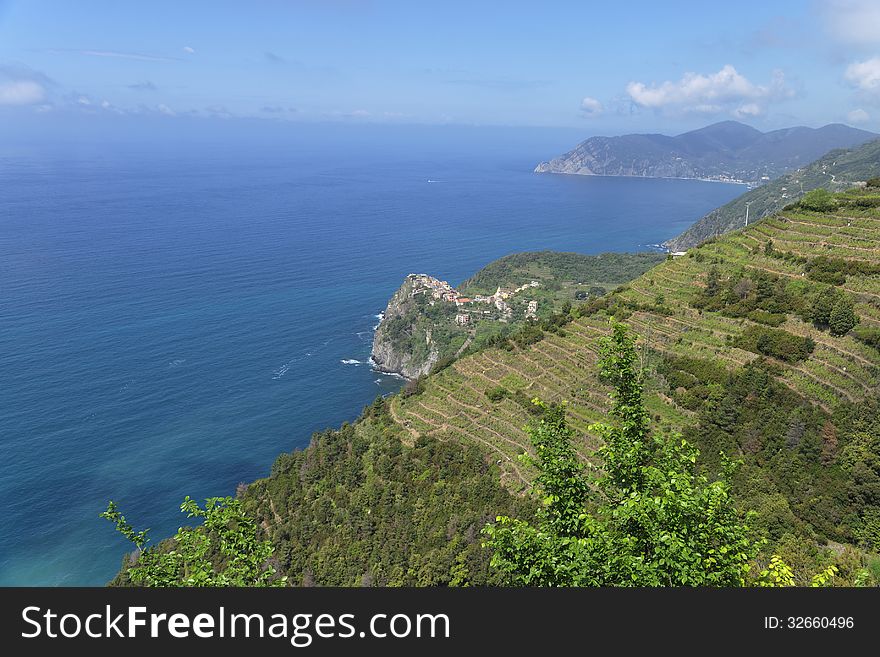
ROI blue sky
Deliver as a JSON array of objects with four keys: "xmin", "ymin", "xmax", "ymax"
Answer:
[{"xmin": 1, "ymin": 0, "xmax": 880, "ymax": 136}]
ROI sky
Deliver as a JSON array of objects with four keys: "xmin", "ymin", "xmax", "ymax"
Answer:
[{"xmin": 1, "ymin": 0, "xmax": 880, "ymax": 139}]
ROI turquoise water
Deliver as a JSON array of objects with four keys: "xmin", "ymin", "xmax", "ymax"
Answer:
[{"xmin": 0, "ymin": 126, "xmax": 744, "ymax": 585}]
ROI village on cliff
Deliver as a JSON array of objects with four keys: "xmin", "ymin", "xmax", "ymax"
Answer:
[{"xmin": 407, "ymin": 274, "xmax": 540, "ymax": 326}]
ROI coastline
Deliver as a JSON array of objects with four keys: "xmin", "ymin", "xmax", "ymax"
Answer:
[{"xmin": 534, "ymin": 168, "xmax": 752, "ymax": 186}]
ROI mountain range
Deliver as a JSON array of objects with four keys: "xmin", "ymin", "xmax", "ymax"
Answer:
[{"xmin": 535, "ymin": 121, "xmax": 877, "ymax": 184}]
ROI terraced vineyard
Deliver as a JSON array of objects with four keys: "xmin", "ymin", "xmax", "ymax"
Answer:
[{"xmin": 389, "ymin": 187, "xmax": 880, "ymax": 491}]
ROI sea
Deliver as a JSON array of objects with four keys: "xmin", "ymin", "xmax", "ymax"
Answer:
[{"xmin": 0, "ymin": 123, "xmax": 744, "ymax": 585}]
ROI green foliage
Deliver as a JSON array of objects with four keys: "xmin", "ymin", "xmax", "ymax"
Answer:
[
  {"xmin": 805, "ymin": 287, "xmax": 860, "ymax": 335},
  {"xmin": 735, "ymin": 325, "xmax": 814, "ymax": 362},
  {"xmin": 460, "ymin": 251, "xmax": 665, "ymax": 296},
  {"xmin": 754, "ymin": 555, "xmax": 795, "ymax": 587},
  {"xmin": 485, "ymin": 385, "xmax": 508, "ymax": 402},
  {"xmin": 866, "ymin": 177, "xmax": 880, "ymax": 188},
  {"xmin": 811, "ymin": 287, "xmax": 839, "ymax": 325},
  {"xmin": 241, "ymin": 406, "xmax": 533, "ymax": 586},
  {"xmin": 857, "ymin": 509, "xmax": 880, "ymax": 552},
  {"xmin": 849, "ymin": 196, "xmax": 880, "ymax": 208},
  {"xmin": 666, "ymin": 351, "xmax": 880, "ymax": 578},
  {"xmin": 829, "ymin": 296, "xmax": 859, "ymax": 336},
  {"xmin": 100, "ymin": 501, "xmax": 149, "ymax": 550},
  {"xmin": 510, "ymin": 323, "xmax": 545, "ymax": 349},
  {"xmin": 705, "ymin": 266, "xmax": 720, "ymax": 296},
  {"xmin": 852, "ymin": 327, "xmax": 880, "ymax": 351},
  {"xmin": 693, "ymin": 268, "xmax": 801, "ymax": 322},
  {"xmin": 483, "ymin": 322, "xmax": 758, "ymax": 586},
  {"xmin": 805, "ymin": 256, "xmax": 880, "ymax": 285},
  {"xmin": 103, "ymin": 497, "xmax": 285, "ymax": 587},
  {"xmin": 806, "ymin": 257, "xmax": 847, "ymax": 285},
  {"xmin": 799, "ymin": 188, "xmax": 838, "ymax": 212},
  {"xmin": 810, "ymin": 564, "xmax": 839, "ymax": 587},
  {"xmin": 621, "ymin": 297, "xmax": 675, "ymax": 317}
]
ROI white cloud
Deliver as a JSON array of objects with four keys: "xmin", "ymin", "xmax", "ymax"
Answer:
[
  {"xmin": 845, "ymin": 57, "xmax": 880, "ymax": 92},
  {"xmin": 183, "ymin": 46, "xmax": 195, "ymax": 54},
  {"xmin": 0, "ymin": 79, "xmax": 45, "ymax": 105},
  {"xmin": 579, "ymin": 96, "xmax": 603, "ymax": 118},
  {"xmin": 823, "ymin": 1, "xmax": 880, "ymax": 48},
  {"xmin": 0, "ymin": 65, "xmax": 51, "ymax": 106},
  {"xmin": 77, "ymin": 95, "xmax": 91, "ymax": 106},
  {"xmin": 734, "ymin": 103, "xmax": 763, "ymax": 118},
  {"xmin": 847, "ymin": 108, "xmax": 870, "ymax": 123},
  {"xmin": 156, "ymin": 103, "xmax": 175, "ymax": 116},
  {"xmin": 626, "ymin": 65, "xmax": 793, "ymax": 117}
]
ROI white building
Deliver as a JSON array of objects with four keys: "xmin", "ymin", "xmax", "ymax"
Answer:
[{"xmin": 526, "ymin": 300, "xmax": 538, "ymax": 319}]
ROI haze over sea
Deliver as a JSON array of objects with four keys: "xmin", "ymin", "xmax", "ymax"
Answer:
[{"xmin": 0, "ymin": 124, "xmax": 743, "ymax": 585}]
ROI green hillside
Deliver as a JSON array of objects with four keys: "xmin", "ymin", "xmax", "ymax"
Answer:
[
  {"xmin": 117, "ymin": 187, "xmax": 880, "ymax": 587},
  {"xmin": 460, "ymin": 250, "xmax": 665, "ymax": 297},
  {"xmin": 665, "ymin": 139, "xmax": 880, "ymax": 251},
  {"xmin": 382, "ymin": 186, "xmax": 880, "ymax": 581}
]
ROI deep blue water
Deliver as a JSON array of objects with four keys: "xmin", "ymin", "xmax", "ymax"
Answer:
[{"xmin": 0, "ymin": 126, "xmax": 743, "ymax": 585}]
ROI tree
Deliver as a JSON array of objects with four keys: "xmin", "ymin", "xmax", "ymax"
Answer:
[
  {"xmin": 734, "ymin": 277, "xmax": 754, "ymax": 301},
  {"xmin": 706, "ymin": 266, "xmax": 720, "ymax": 297},
  {"xmin": 483, "ymin": 321, "xmax": 759, "ymax": 586},
  {"xmin": 810, "ymin": 287, "xmax": 839, "ymax": 326},
  {"xmin": 102, "ymin": 496, "xmax": 286, "ymax": 587},
  {"xmin": 829, "ymin": 296, "xmax": 859, "ymax": 336}
]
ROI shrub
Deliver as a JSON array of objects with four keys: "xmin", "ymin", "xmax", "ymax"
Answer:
[
  {"xmin": 806, "ymin": 256, "xmax": 848, "ymax": 285},
  {"xmin": 736, "ymin": 326, "xmax": 815, "ymax": 362},
  {"xmin": 747, "ymin": 310, "xmax": 787, "ymax": 327},
  {"xmin": 850, "ymin": 196, "xmax": 880, "ymax": 208},
  {"xmin": 810, "ymin": 287, "xmax": 840, "ymax": 326},
  {"xmin": 798, "ymin": 188, "xmax": 838, "ymax": 212},
  {"xmin": 829, "ymin": 297, "xmax": 859, "ymax": 336},
  {"xmin": 485, "ymin": 385, "xmax": 508, "ymax": 402}
]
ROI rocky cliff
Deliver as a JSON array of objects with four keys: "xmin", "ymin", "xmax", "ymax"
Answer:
[{"xmin": 371, "ymin": 275, "xmax": 442, "ymax": 379}]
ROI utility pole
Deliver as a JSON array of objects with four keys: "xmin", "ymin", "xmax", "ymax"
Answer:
[{"xmin": 745, "ymin": 201, "xmax": 752, "ymax": 227}]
